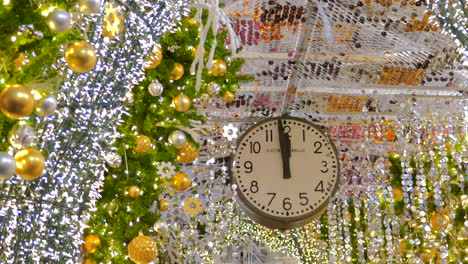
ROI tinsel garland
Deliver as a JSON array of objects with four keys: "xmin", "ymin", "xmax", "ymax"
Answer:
[{"xmin": 0, "ymin": 0, "xmax": 189, "ymax": 262}]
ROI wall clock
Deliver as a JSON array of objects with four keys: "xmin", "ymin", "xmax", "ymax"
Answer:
[{"xmin": 231, "ymin": 116, "xmax": 340, "ymax": 229}]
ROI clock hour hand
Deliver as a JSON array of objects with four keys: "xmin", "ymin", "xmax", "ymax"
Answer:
[{"xmin": 278, "ymin": 119, "xmax": 291, "ymax": 179}]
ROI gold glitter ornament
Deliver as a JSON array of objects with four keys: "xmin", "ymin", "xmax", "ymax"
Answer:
[
  {"xmin": 102, "ymin": 3, "xmax": 125, "ymax": 39},
  {"xmin": 83, "ymin": 234, "xmax": 101, "ymax": 254},
  {"xmin": 210, "ymin": 59, "xmax": 227, "ymax": 77},
  {"xmin": 420, "ymin": 249, "xmax": 435, "ymax": 262},
  {"xmin": 14, "ymin": 148, "xmax": 45, "ymax": 180},
  {"xmin": 183, "ymin": 197, "xmax": 202, "ymax": 215},
  {"xmin": 128, "ymin": 186, "xmax": 141, "ymax": 198},
  {"xmin": 172, "ymin": 172, "xmax": 191, "ymax": 191},
  {"xmin": 392, "ymin": 187, "xmax": 403, "ymax": 199},
  {"xmin": 176, "ymin": 142, "xmax": 199, "ymax": 163},
  {"xmin": 222, "ymin": 91, "xmax": 235, "ymax": 103},
  {"xmin": 128, "ymin": 232, "xmax": 157, "ymax": 264},
  {"xmin": 143, "ymin": 46, "xmax": 163, "ymax": 70},
  {"xmin": 170, "ymin": 62, "xmax": 184, "ymax": 80},
  {"xmin": 0, "ymin": 84, "xmax": 34, "ymax": 119},
  {"xmin": 185, "ymin": 17, "xmax": 198, "ymax": 25},
  {"xmin": 65, "ymin": 41, "xmax": 97, "ymax": 73},
  {"xmin": 134, "ymin": 135, "xmax": 151, "ymax": 153},
  {"xmin": 82, "ymin": 258, "xmax": 97, "ymax": 264},
  {"xmin": 158, "ymin": 199, "xmax": 170, "ymax": 211},
  {"xmin": 171, "ymin": 93, "xmax": 191, "ymax": 112}
]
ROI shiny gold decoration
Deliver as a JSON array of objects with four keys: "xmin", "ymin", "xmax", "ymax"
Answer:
[
  {"xmin": 128, "ymin": 186, "xmax": 141, "ymax": 198},
  {"xmin": 172, "ymin": 172, "xmax": 191, "ymax": 191},
  {"xmin": 420, "ymin": 249, "xmax": 435, "ymax": 263},
  {"xmin": 102, "ymin": 3, "xmax": 125, "ymax": 39},
  {"xmin": 83, "ymin": 258, "xmax": 97, "ymax": 264},
  {"xmin": 176, "ymin": 142, "xmax": 199, "ymax": 164},
  {"xmin": 65, "ymin": 41, "xmax": 97, "ymax": 73},
  {"xmin": 392, "ymin": 187, "xmax": 403, "ymax": 199},
  {"xmin": 14, "ymin": 148, "xmax": 45, "ymax": 180},
  {"xmin": 83, "ymin": 234, "xmax": 101, "ymax": 254},
  {"xmin": 210, "ymin": 59, "xmax": 227, "ymax": 77},
  {"xmin": 0, "ymin": 84, "xmax": 34, "ymax": 119},
  {"xmin": 185, "ymin": 17, "xmax": 197, "ymax": 25},
  {"xmin": 430, "ymin": 212, "xmax": 448, "ymax": 230},
  {"xmin": 192, "ymin": 45, "xmax": 205, "ymax": 57},
  {"xmin": 170, "ymin": 62, "xmax": 184, "ymax": 80},
  {"xmin": 134, "ymin": 135, "xmax": 152, "ymax": 153},
  {"xmin": 158, "ymin": 199, "xmax": 170, "ymax": 211},
  {"xmin": 222, "ymin": 91, "xmax": 235, "ymax": 103},
  {"xmin": 171, "ymin": 93, "xmax": 191, "ymax": 112},
  {"xmin": 183, "ymin": 197, "xmax": 202, "ymax": 215},
  {"xmin": 143, "ymin": 45, "xmax": 163, "ymax": 70},
  {"xmin": 128, "ymin": 232, "xmax": 157, "ymax": 264}
]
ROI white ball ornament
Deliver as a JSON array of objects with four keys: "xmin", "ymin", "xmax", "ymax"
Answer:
[
  {"xmin": 148, "ymin": 80, "xmax": 163, "ymax": 96},
  {"xmin": 46, "ymin": 8, "xmax": 72, "ymax": 33},
  {"xmin": 207, "ymin": 82, "xmax": 221, "ymax": 96},
  {"xmin": 36, "ymin": 96, "xmax": 57, "ymax": 117},
  {"xmin": 0, "ymin": 152, "xmax": 16, "ymax": 180},
  {"xmin": 79, "ymin": 0, "xmax": 102, "ymax": 14},
  {"xmin": 168, "ymin": 130, "xmax": 187, "ymax": 149}
]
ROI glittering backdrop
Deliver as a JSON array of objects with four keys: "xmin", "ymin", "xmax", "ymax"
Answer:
[{"xmin": 0, "ymin": 0, "xmax": 189, "ymax": 262}]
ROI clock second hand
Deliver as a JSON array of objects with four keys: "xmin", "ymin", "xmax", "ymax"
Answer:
[{"xmin": 278, "ymin": 119, "xmax": 292, "ymax": 179}]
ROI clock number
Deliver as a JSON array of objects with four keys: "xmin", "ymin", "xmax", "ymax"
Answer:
[
  {"xmin": 283, "ymin": 197, "xmax": 292, "ymax": 211},
  {"xmin": 302, "ymin": 130, "xmax": 306, "ymax": 142},
  {"xmin": 250, "ymin": 141, "xmax": 261, "ymax": 154},
  {"xmin": 320, "ymin": 161, "xmax": 329, "ymax": 173},
  {"xmin": 283, "ymin": 125, "xmax": 291, "ymax": 134},
  {"xmin": 250, "ymin": 180, "xmax": 259, "ymax": 193},
  {"xmin": 315, "ymin": 180, "xmax": 324, "ymax": 193},
  {"xmin": 244, "ymin": 161, "xmax": 253, "ymax": 173},
  {"xmin": 299, "ymin": 193, "xmax": 309, "ymax": 205},
  {"xmin": 265, "ymin": 130, "xmax": 273, "ymax": 142},
  {"xmin": 267, "ymin": 192, "xmax": 276, "ymax": 206},
  {"xmin": 314, "ymin": 141, "xmax": 323, "ymax": 154}
]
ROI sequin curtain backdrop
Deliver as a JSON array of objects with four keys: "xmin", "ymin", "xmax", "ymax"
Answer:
[{"xmin": 0, "ymin": 0, "xmax": 189, "ymax": 262}]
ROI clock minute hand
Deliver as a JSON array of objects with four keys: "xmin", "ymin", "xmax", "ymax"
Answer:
[{"xmin": 278, "ymin": 120, "xmax": 291, "ymax": 179}]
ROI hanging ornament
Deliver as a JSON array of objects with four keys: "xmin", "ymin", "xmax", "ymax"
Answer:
[
  {"xmin": 134, "ymin": 135, "xmax": 151, "ymax": 153},
  {"xmin": 128, "ymin": 232, "xmax": 158, "ymax": 264},
  {"xmin": 83, "ymin": 234, "xmax": 101, "ymax": 254},
  {"xmin": 128, "ymin": 186, "xmax": 141, "ymax": 198},
  {"xmin": 176, "ymin": 142, "xmax": 199, "ymax": 164},
  {"xmin": 0, "ymin": 84, "xmax": 34, "ymax": 119},
  {"xmin": 143, "ymin": 46, "xmax": 163, "ymax": 69},
  {"xmin": 170, "ymin": 62, "xmax": 184, "ymax": 80},
  {"xmin": 198, "ymin": 94, "xmax": 210, "ymax": 106},
  {"xmin": 168, "ymin": 130, "xmax": 187, "ymax": 149},
  {"xmin": 46, "ymin": 8, "xmax": 71, "ymax": 33},
  {"xmin": 82, "ymin": 258, "xmax": 97, "ymax": 264},
  {"xmin": 192, "ymin": 45, "xmax": 205, "ymax": 57},
  {"xmin": 14, "ymin": 148, "xmax": 45, "ymax": 180},
  {"xmin": 222, "ymin": 91, "xmax": 235, "ymax": 103},
  {"xmin": 392, "ymin": 187, "xmax": 403, "ymax": 200},
  {"xmin": 36, "ymin": 96, "xmax": 57, "ymax": 117},
  {"xmin": 172, "ymin": 172, "xmax": 191, "ymax": 191},
  {"xmin": 79, "ymin": 0, "xmax": 102, "ymax": 14},
  {"xmin": 65, "ymin": 41, "xmax": 97, "ymax": 73},
  {"xmin": 158, "ymin": 199, "xmax": 170, "ymax": 211},
  {"xmin": 183, "ymin": 197, "xmax": 202, "ymax": 216},
  {"xmin": 9, "ymin": 124, "xmax": 35, "ymax": 149},
  {"xmin": 156, "ymin": 162, "xmax": 175, "ymax": 179},
  {"xmin": 0, "ymin": 152, "xmax": 16, "ymax": 180},
  {"xmin": 171, "ymin": 94, "xmax": 191, "ymax": 112},
  {"xmin": 148, "ymin": 80, "xmax": 163, "ymax": 96},
  {"xmin": 210, "ymin": 59, "xmax": 227, "ymax": 77},
  {"xmin": 102, "ymin": 3, "xmax": 125, "ymax": 39},
  {"xmin": 105, "ymin": 152, "xmax": 122, "ymax": 168},
  {"xmin": 207, "ymin": 82, "xmax": 221, "ymax": 96}
]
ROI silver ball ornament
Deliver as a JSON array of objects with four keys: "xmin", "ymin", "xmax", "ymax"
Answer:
[
  {"xmin": 79, "ymin": 0, "xmax": 102, "ymax": 14},
  {"xmin": 0, "ymin": 152, "xmax": 16, "ymax": 180},
  {"xmin": 168, "ymin": 130, "xmax": 187, "ymax": 149},
  {"xmin": 105, "ymin": 152, "xmax": 122, "ymax": 168},
  {"xmin": 46, "ymin": 8, "xmax": 72, "ymax": 33},
  {"xmin": 36, "ymin": 96, "xmax": 57, "ymax": 117},
  {"xmin": 148, "ymin": 80, "xmax": 163, "ymax": 96},
  {"xmin": 207, "ymin": 82, "xmax": 221, "ymax": 96},
  {"xmin": 9, "ymin": 124, "xmax": 35, "ymax": 149}
]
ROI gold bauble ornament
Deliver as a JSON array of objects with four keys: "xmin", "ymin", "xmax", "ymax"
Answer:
[
  {"xmin": 128, "ymin": 232, "xmax": 157, "ymax": 264},
  {"xmin": 134, "ymin": 135, "xmax": 152, "ymax": 153},
  {"xmin": 83, "ymin": 258, "xmax": 97, "ymax": 264},
  {"xmin": 158, "ymin": 199, "xmax": 170, "ymax": 211},
  {"xmin": 176, "ymin": 142, "xmax": 199, "ymax": 164},
  {"xmin": 210, "ymin": 59, "xmax": 227, "ymax": 77},
  {"xmin": 143, "ymin": 46, "xmax": 163, "ymax": 69},
  {"xmin": 128, "ymin": 186, "xmax": 141, "ymax": 198},
  {"xmin": 65, "ymin": 41, "xmax": 97, "ymax": 73},
  {"xmin": 14, "ymin": 148, "xmax": 45, "ymax": 180},
  {"xmin": 392, "ymin": 187, "xmax": 403, "ymax": 200},
  {"xmin": 172, "ymin": 172, "xmax": 191, "ymax": 191},
  {"xmin": 0, "ymin": 84, "xmax": 34, "ymax": 119},
  {"xmin": 171, "ymin": 94, "xmax": 191, "ymax": 112},
  {"xmin": 83, "ymin": 234, "xmax": 101, "ymax": 254},
  {"xmin": 170, "ymin": 62, "xmax": 184, "ymax": 80},
  {"xmin": 222, "ymin": 91, "xmax": 235, "ymax": 103},
  {"xmin": 192, "ymin": 45, "xmax": 205, "ymax": 57}
]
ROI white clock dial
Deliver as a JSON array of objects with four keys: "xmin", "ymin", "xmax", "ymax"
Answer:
[{"xmin": 232, "ymin": 117, "xmax": 340, "ymax": 228}]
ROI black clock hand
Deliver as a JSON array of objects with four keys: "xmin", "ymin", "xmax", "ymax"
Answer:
[{"xmin": 278, "ymin": 119, "xmax": 291, "ymax": 179}]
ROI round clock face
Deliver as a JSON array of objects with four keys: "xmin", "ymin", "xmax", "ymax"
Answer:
[{"xmin": 231, "ymin": 117, "xmax": 340, "ymax": 229}]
